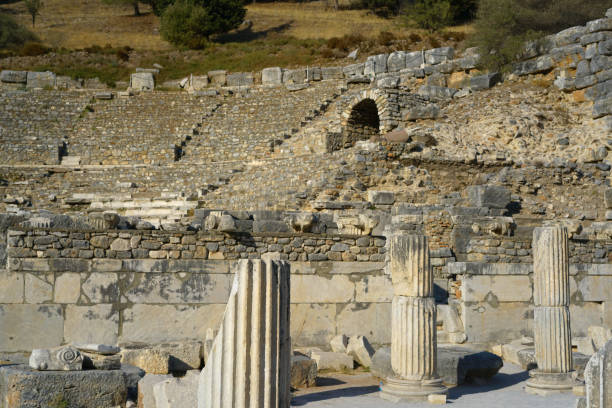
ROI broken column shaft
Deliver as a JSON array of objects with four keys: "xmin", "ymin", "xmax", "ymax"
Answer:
[
  {"xmin": 526, "ymin": 225, "xmax": 577, "ymax": 395},
  {"xmin": 381, "ymin": 233, "xmax": 447, "ymax": 402}
]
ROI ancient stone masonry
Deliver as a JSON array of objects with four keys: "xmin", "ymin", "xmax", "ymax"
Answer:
[
  {"xmin": 579, "ymin": 339, "xmax": 612, "ymax": 408},
  {"xmin": 197, "ymin": 258, "xmax": 291, "ymax": 408},
  {"xmin": 525, "ymin": 225, "xmax": 578, "ymax": 395},
  {"xmin": 380, "ymin": 233, "xmax": 447, "ymax": 402}
]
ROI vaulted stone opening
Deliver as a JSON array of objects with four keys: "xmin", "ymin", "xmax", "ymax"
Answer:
[{"xmin": 343, "ymin": 98, "xmax": 380, "ymax": 148}]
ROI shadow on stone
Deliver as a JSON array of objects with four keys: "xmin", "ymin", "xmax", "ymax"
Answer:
[
  {"xmin": 447, "ymin": 371, "xmax": 530, "ymax": 400},
  {"xmin": 291, "ymin": 385, "xmax": 380, "ymax": 405}
]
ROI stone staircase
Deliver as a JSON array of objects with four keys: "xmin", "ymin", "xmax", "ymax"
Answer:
[{"xmin": 71, "ymin": 192, "xmax": 199, "ymax": 226}]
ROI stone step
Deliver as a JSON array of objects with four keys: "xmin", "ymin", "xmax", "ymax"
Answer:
[
  {"xmin": 124, "ymin": 208, "xmax": 190, "ymax": 217},
  {"xmin": 91, "ymin": 200, "xmax": 198, "ymax": 210},
  {"xmin": 61, "ymin": 156, "xmax": 81, "ymax": 166}
]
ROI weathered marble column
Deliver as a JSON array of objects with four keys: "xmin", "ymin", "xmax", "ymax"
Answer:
[
  {"xmin": 525, "ymin": 225, "xmax": 578, "ymax": 395},
  {"xmin": 197, "ymin": 258, "xmax": 291, "ymax": 408},
  {"xmin": 380, "ymin": 233, "xmax": 447, "ymax": 402}
]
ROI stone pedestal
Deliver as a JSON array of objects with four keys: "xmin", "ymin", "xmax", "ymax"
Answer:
[
  {"xmin": 525, "ymin": 226, "xmax": 578, "ymax": 395},
  {"xmin": 197, "ymin": 259, "xmax": 291, "ymax": 408},
  {"xmin": 380, "ymin": 234, "xmax": 447, "ymax": 402}
]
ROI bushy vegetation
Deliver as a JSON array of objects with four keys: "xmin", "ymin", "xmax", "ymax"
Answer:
[
  {"xmin": 0, "ymin": 12, "xmax": 38, "ymax": 50},
  {"xmin": 160, "ymin": 0, "xmax": 246, "ymax": 49},
  {"xmin": 471, "ymin": 0, "xmax": 612, "ymax": 71},
  {"xmin": 404, "ymin": 0, "xmax": 477, "ymax": 31}
]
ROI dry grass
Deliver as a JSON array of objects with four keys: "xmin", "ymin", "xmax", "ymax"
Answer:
[
  {"xmin": 1, "ymin": 0, "xmax": 172, "ymax": 50},
  {"xmin": 245, "ymin": 1, "xmax": 405, "ymax": 40},
  {"xmin": 0, "ymin": 0, "xmax": 448, "ymax": 49}
]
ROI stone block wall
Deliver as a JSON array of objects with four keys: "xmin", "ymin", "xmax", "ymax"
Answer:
[
  {"xmin": 451, "ymin": 262, "xmax": 612, "ymax": 344},
  {"xmin": 1, "ymin": 227, "xmax": 392, "ymax": 353}
]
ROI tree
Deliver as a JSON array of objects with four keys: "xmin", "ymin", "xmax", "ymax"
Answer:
[
  {"xmin": 160, "ymin": 0, "xmax": 246, "ymax": 49},
  {"xmin": 102, "ymin": 0, "xmax": 142, "ymax": 16},
  {"xmin": 0, "ymin": 12, "xmax": 38, "ymax": 49},
  {"xmin": 24, "ymin": 0, "xmax": 43, "ymax": 27},
  {"xmin": 147, "ymin": 0, "xmax": 174, "ymax": 16}
]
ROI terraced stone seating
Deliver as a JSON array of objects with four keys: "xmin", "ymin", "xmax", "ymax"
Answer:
[
  {"xmin": 181, "ymin": 81, "xmax": 343, "ymax": 163},
  {"xmin": 0, "ymin": 90, "xmax": 93, "ymax": 165},
  {"xmin": 66, "ymin": 92, "xmax": 219, "ymax": 165}
]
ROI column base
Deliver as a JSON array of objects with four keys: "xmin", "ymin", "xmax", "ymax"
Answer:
[
  {"xmin": 524, "ymin": 370, "xmax": 580, "ymax": 396},
  {"xmin": 380, "ymin": 377, "xmax": 448, "ymax": 403}
]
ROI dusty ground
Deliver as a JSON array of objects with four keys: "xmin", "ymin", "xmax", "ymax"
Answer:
[{"xmin": 292, "ymin": 363, "xmax": 578, "ymax": 407}]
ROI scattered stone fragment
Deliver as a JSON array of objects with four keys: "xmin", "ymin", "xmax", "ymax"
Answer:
[
  {"xmin": 29, "ymin": 346, "xmax": 83, "ymax": 371},
  {"xmin": 346, "ymin": 335, "xmax": 375, "ymax": 368},
  {"xmin": 291, "ymin": 354, "xmax": 318, "ymax": 388},
  {"xmin": 310, "ymin": 351, "xmax": 353, "ymax": 371},
  {"xmin": 330, "ymin": 334, "xmax": 349, "ymax": 353}
]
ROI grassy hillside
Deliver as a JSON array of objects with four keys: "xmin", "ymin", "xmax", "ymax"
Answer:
[{"xmin": 0, "ymin": 0, "xmax": 471, "ymax": 85}]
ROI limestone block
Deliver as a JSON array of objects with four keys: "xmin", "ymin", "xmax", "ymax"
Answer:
[
  {"xmin": 0, "ymin": 365, "xmax": 127, "ymax": 407},
  {"xmin": 64, "ymin": 304, "xmax": 119, "ymax": 345},
  {"xmin": 0, "ymin": 304, "xmax": 63, "ymax": 352},
  {"xmin": 343, "ymin": 63, "xmax": 365, "ymax": 78},
  {"xmin": 355, "ymin": 274, "xmax": 392, "ymax": 303},
  {"xmin": 122, "ymin": 348, "xmax": 171, "ymax": 374},
  {"xmin": 462, "ymin": 301, "xmax": 533, "ymax": 344},
  {"xmin": 584, "ymin": 339, "xmax": 612, "ymax": 407},
  {"xmin": 81, "ymin": 351, "xmax": 121, "ymax": 370},
  {"xmin": 226, "ymin": 72, "xmax": 253, "ymax": 87},
  {"xmin": 403, "ymin": 104, "xmax": 440, "ymax": 120},
  {"xmin": 26, "ymin": 71, "xmax": 56, "ymax": 88},
  {"xmin": 291, "ymin": 303, "xmax": 336, "ymax": 347},
  {"xmin": 513, "ymin": 55, "xmax": 554, "ymax": 75},
  {"xmin": 462, "ymin": 275, "xmax": 531, "ymax": 303},
  {"xmin": 138, "ymin": 373, "xmax": 172, "ymax": 408},
  {"xmin": 291, "ymin": 354, "xmax": 317, "ymax": 388},
  {"xmin": 217, "ymin": 214, "xmax": 236, "ymax": 232},
  {"xmin": 593, "ymin": 97, "xmax": 612, "ymax": 119},
  {"xmin": 425, "ymin": 47, "xmax": 454, "ymax": 65},
  {"xmin": 575, "ymin": 337, "xmax": 597, "ymax": 355},
  {"xmin": 330, "ymin": 334, "xmax": 349, "ymax": 353},
  {"xmin": 190, "ymin": 75, "xmax": 209, "ymax": 90},
  {"xmin": 310, "ymin": 351, "xmax": 353, "ymax": 371},
  {"xmin": 364, "ymin": 53, "xmax": 388, "ymax": 76},
  {"xmin": 347, "ymin": 335, "xmax": 375, "ymax": 368},
  {"xmin": 54, "ymin": 273, "xmax": 81, "ymax": 303},
  {"xmin": 29, "ymin": 346, "xmax": 83, "ymax": 371},
  {"xmin": 131, "ymin": 72, "xmax": 155, "ymax": 91},
  {"xmin": 367, "ymin": 190, "xmax": 395, "ymax": 205},
  {"xmin": 0, "ymin": 271, "xmax": 24, "ymax": 303},
  {"xmin": 111, "ymin": 238, "xmax": 131, "ymax": 251},
  {"xmin": 121, "ymin": 304, "xmax": 226, "ymax": 344},
  {"xmin": 606, "ymin": 190, "xmax": 612, "ymax": 210},
  {"xmin": 153, "ymin": 370, "xmax": 199, "ymax": 408},
  {"xmin": 262, "ymin": 67, "xmax": 283, "ymax": 85},
  {"xmin": 123, "ymin": 273, "xmax": 232, "ymax": 304},
  {"xmin": 207, "ymin": 70, "xmax": 226, "ymax": 86},
  {"xmin": 25, "ymin": 273, "xmax": 53, "ymax": 303},
  {"xmin": 388, "ymin": 51, "xmax": 406, "ymax": 72},
  {"xmin": 0, "ymin": 70, "xmax": 27, "ymax": 83},
  {"xmin": 406, "ymin": 51, "xmax": 423, "ymax": 68},
  {"xmin": 81, "ymin": 272, "xmax": 119, "ymax": 303},
  {"xmin": 466, "ymin": 185, "xmax": 511, "ymax": 209},
  {"xmin": 418, "ymin": 85, "xmax": 457, "ymax": 99},
  {"xmin": 470, "ymin": 72, "xmax": 501, "ymax": 91},
  {"xmin": 321, "ymin": 66, "xmax": 343, "ymax": 80},
  {"xmin": 587, "ymin": 18, "xmax": 612, "ymax": 33},
  {"xmin": 336, "ymin": 302, "xmax": 391, "ymax": 345},
  {"xmin": 291, "ymin": 274, "xmax": 354, "ymax": 303}
]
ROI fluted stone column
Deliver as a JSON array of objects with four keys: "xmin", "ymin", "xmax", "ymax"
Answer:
[
  {"xmin": 197, "ymin": 258, "xmax": 291, "ymax": 408},
  {"xmin": 525, "ymin": 225, "xmax": 578, "ymax": 395},
  {"xmin": 380, "ymin": 233, "xmax": 447, "ymax": 402}
]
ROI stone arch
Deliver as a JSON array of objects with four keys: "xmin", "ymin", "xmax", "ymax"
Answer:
[{"xmin": 340, "ymin": 89, "xmax": 393, "ymax": 148}]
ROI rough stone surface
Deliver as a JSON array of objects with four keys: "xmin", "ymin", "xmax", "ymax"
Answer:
[
  {"xmin": 291, "ymin": 354, "xmax": 318, "ymax": 388},
  {"xmin": 466, "ymin": 185, "xmax": 511, "ymax": 209},
  {"xmin": 153, "ymin": 370, "xmax": 199, "ymax": 408},
  {"xmin": 347, "ymin": 335, "xmax": 375, "ymax": 368},
  {"xmin": 29, "ymin": 346, "xmax": 83, "ymax": 371},
  {"xmin": 330, "ymin": 334, "xmax": 349, "ymax": 353},
  {"xmin": 0, "ymin": 364, "xmax": 127, "ymax": 407},
  {"xmin": 310, "ymin": 351, "xmax": 353, "ymax": 371},
  {"xmin": 138, "ymin": 373, "xmax": 172, "ymax": 408}
]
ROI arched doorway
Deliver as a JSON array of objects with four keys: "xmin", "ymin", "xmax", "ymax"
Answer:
[{"xmin": 343, "ymin": 98, "xmax": 380, "ymax": 148}]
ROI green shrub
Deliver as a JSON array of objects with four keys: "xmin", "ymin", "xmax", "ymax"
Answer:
[
  {"xmin": 470, "ymin": 0, "xmax": 612, "ymax": 72},
  {"xmin": 404, "ymin": 0, "xmax": 477, "ymax": 31},
  {"xmin": 160, "ymin": 0, "xmax": 246, "ymax": 49},
  {"xmin": 0, "ymin": 12, "xmax": 38, "ymax": 50},
  {"xmin": 358, "ymin": 0, "xmax": 401, "ymax": 17},
  {"xmin": 147, "ymin": 0, "xmax": 175, "ymax": 16},
  {"xmin": 326, "ymin": 33, "xmax": 366, "ymax": 51}
]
